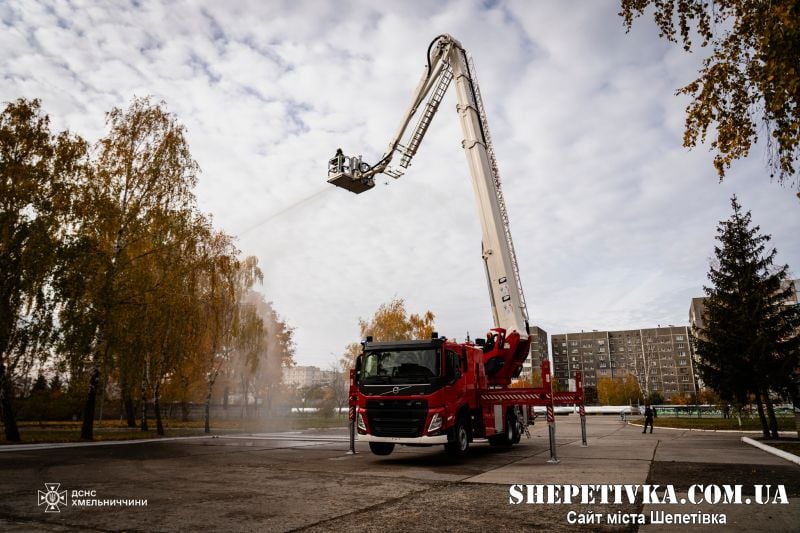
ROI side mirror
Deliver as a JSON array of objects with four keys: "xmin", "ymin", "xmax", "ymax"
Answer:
[{"xmin": 354, "ymin": 355, "xmax": 363, "ymax": 385}]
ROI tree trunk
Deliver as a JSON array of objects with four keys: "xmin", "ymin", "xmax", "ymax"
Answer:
[
  {"xmin": 0, "ymin": 360, "xmax": 21, "ymax": 442},
  {"xmin": 80, "ymin": 366, "xmax": 100, "ymax": 440},
  {"xmin": 123, "ymin": 393, "xmax": 136, "ymax": 427},
  {"xmin": 764, "ymin": 391, "xmax": 779, "ymax": 439},
  {"xmin": 155, "ymin": 381, "xmax": 164, "ymax": 436},
  {"xmin": 181, "ymin": 400, "xmax": 189, "ymax": 422},
  {"xmin": 97, "ymin": 371, "xmax": 106, "ymax": 423},
  {"xmin": 240, "ymin": 377, "xmax": 247, "ymax": 419},
  {"xmin": 140, "ymin": 378, "xmax": 149, "ymax": 431},
  {"xmin": 204, "ymin": 380, "xmax": 213, "ymax": 434},
  {"xmin": 755, "ymin": 393, "xmax": 770, "ymax": 439}
]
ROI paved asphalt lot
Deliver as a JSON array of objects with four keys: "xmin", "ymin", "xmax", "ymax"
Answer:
[{"xmin": 1, "ymin": 416, "xmax": 798, "ymax": 532}]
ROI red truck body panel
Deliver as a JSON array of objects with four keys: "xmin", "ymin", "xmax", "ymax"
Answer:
[{"xmin": 350, "ymin": 332, "xmax": 584, "ymax": 450}]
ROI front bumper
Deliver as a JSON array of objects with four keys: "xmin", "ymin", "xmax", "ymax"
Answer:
[{"xmin": 358, "ymin": 434, "xmax": 448, "ymax": 445}]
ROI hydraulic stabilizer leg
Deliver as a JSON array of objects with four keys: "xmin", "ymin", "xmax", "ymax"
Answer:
[
  {"xmin": 546, "ymin": 405, "xmax": 559, "ymax": 464},
  {"xmin": 348, "ymin": 409, "xmax": 356, "ymax": 455},
  {"xmin": 580, "ymin": 404, "xmax": 588, "ymax": 447},
  {"xmin": 347, "ymin": 373, "xmax": 357, "ymax": 455},
  {"xmin": 576, "ymin": 371, "xmax": 587, "ymax": 447}
]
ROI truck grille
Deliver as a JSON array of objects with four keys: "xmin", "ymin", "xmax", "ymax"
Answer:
[{"xmin": 365, "ymin": 399, "xmax": 428, "ymax": 438}]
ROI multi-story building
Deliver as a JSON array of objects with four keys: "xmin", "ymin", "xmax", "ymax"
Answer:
[
  {"xmin": 520, "ymin": 326, "xmax": 548, "ymax": 382},
  {"xmin": 690, "ymin": 279, "xmax": 799, "ymax": 333},
  {"xmin": 282, "ymin": 365, "xmax": 336, "ymax": 389},
  {"xmin": 689, "ymin": 279, "xmax": 799, "ymax": 390},
  {"xmin": 551, "ymin": 326, "xmax": 697, "ymax": 400}
]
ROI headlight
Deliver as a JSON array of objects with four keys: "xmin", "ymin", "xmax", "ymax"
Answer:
[
  {"xmin": 357, "ymin": 412, "xmax": 366, "ymax": 432},
  {"xmin": 427, "ymin": 413, "xmax": 442, "ymax": 433}
]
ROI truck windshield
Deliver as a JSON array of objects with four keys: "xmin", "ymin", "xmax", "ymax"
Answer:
[{"xmin": 362, "ymin": 348, "xmax": 441, "ymax": 384}]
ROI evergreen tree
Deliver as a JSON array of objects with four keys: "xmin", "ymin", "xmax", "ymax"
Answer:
[{"xmin": 695, "ymin": 196, "xmax": 799, "ymax": 438}]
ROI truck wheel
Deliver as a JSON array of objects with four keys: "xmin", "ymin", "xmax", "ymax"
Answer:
[
  {"xmin": 511, "ymin": 412, "xmax": 521, "ymax": 444},
  {"xmin": 489, "ymin": 410, "xmax": 516, "ymax": 447},
  {"xmin": 445, "ymin": 418, "xmax": 470, "ymax": 458},
  {"xmin": 369, "ymin": 442, "xmax": 395, "ymax": 456}
]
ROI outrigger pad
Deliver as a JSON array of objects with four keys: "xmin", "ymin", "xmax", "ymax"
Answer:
[{"xmin": 328, "ymin": 172, "xmax": 375, "ymax": 194}]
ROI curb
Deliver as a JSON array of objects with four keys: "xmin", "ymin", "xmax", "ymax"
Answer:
[
  {"xmin": 741, "ymin": 436, "xmax": 800, "ymax": 466},
  {"xmin": 627, "ymin": 422, "xmax": 794, "ymax": 435},
  {"xmin": 0, "ymin": 435, "xmax": 213, "ymax": 452}
]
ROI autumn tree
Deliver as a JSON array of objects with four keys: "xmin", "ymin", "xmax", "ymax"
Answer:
[
  {"xmin": 0, "ymin": 99, "xmax": 88, "ymax": 441},
  {"xmin": 194, "ymin": 246, "xmax": 264, "ymax": 433},
  {"xmin": 597, "ymin": 375, "xmax": 642, "ymax": 405},
  {"xmin": 326, "ymin": 357, "xmax": 350, "ymax": 418},
  {"xmin": 341, "ymin": 297, "xmax": 436, "ymax": 367},
  {"xmin": 620, "ymin": 0, "xmax": 800, "ymax": 187},
  {"xmin": 694, "ymin": 196, "xmax": 800, "ymax": 438},
  {"xmin": 139, "ymin": 210, "xmax": 211, "ymax": 434},
  {"xmin": 229, "ymin": 288, "xmax": 265, "ymax": 419},
  {"xmin": 249, "ymin": 294, "xmax": 294, "ymax": 417},
  {"xmin": 634, "ymin": 336, "xmax": 660, "ymax": 399},
  {"xmin": 56, "ymin": 96, "xmax": 199, "ymax": 440}
]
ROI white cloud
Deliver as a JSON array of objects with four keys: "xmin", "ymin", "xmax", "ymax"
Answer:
[{"xmin": 3, "ymin": 0, "xmax": 797, "ymax": 367}]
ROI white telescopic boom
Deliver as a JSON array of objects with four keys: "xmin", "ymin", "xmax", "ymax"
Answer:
[{"xmin": 327, "ymin": 34, "xmax": 529, "ymax": 340}]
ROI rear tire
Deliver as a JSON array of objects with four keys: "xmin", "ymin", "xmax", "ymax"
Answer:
[
  {"xmin": 369, "ymin": 442, "xmax": 395, "ymax": 456},
  {"xmin": 511, "ymin": 411, "xmax": 521, "ymax": 444},
  {"xmin": 489, "ymin": 410, "xmax": 517, "ymax": 447},
  {"xmin": 445, "ymin": 418, "xmax": 470, "ymax": 458}
]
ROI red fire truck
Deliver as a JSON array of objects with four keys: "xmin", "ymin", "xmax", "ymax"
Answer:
[{"xmin": 328, "ymin": 35, "xmax": 585, "ymax": 458}]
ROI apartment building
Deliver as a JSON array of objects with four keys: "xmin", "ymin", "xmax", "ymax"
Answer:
[
  {"xmin": 690, "ymin": 279, "xmax": 799, "ymax": 334},
  {"xmin": 520, "ymin": 326, "xmax": 548, "ymax": 382},
  {"xmin": 282, "ymin": 365, "xmax": 336, "ymax": 388},
  {"xmin": 551, "ymin": 326, "xmax": 697, "ymax": 400}
]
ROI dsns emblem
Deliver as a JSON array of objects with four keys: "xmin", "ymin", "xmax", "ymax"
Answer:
[{"xmin": 38, "ymin": 483, "xmax": 67, "ymax": 513}]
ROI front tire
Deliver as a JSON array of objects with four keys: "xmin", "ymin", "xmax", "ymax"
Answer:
[
  {"xmin": 369, "ymin": 442, "xmax": 395, "ymax": 456},
  {"xmin": 445, "ymin": 418, "xmax": 470, "ymax": 458}
]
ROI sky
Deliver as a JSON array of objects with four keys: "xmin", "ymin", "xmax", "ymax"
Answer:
[{"xmin": 3, "ymin": 0, "xmax": 798, "ymax": 368}]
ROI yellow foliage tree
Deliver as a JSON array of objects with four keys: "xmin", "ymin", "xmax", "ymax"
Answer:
[
  {"xmin": 341, "ymin": 298, "xmax": 435, "ymax": 367},
  {"xmin": 597, "ymin": 375, "xmax": 642, "ymax": 405}
]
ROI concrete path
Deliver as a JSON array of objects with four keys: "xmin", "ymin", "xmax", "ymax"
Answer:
[{"xmin": 0, "ymin": 416, "xmax": 797, "ymax": 532}]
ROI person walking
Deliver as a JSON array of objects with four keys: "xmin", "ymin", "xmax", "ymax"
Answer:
[{"xmin": 643, "ymin": 404, "xmax": 654, "ymax": 434}]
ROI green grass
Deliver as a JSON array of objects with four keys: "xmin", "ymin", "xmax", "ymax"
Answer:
[
  {"xmin": 763, "ymin": 441, "xmax": 800, "ymax": 457},
  {"xmin": 0, "ymin": 415, "xmax": 348, "ymax": 445},
  {"xmin": 643, "ymin": 416, "xmax": 797, "ymax": 432}
]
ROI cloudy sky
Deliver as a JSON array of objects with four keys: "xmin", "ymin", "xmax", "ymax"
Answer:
[{"xmin": 3, "ymin": 0, "xmax": 798, "ymax": 368}]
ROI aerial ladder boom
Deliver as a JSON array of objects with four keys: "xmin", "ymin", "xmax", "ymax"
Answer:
[
  {"xmin": 335, "ymin": 35, "xmax": 588, "ymax": 458},
  {"xmin": 328, "ymin": 34, "xmax": 530, "ymax": 381}
]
